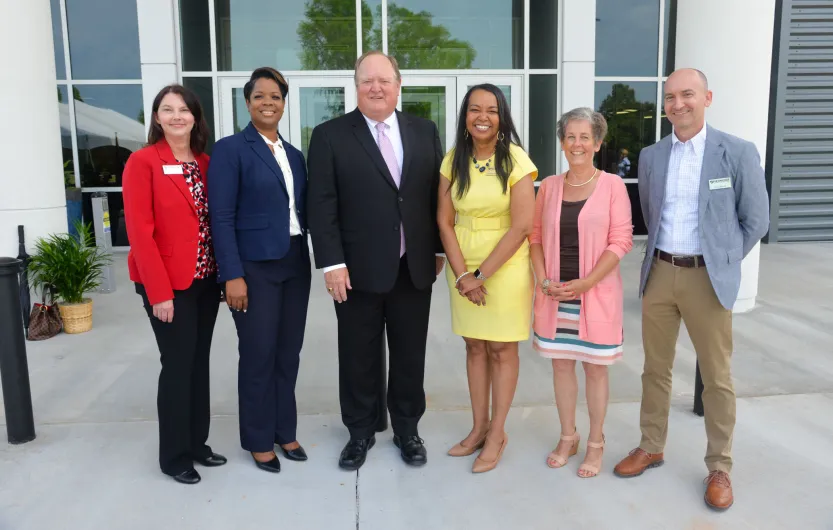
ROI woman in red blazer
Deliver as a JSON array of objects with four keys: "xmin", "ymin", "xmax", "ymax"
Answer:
[{"xmin": 123, "ymin": 85, "xmax": 226, "ymax": 485}]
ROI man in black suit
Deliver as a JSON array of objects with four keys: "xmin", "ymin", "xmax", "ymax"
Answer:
[{"xmin": 307, "ymin": 51, "xmax": 445, "ymax": 470}]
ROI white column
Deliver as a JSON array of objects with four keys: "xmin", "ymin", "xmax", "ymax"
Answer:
[
  {"xmin": 0, "ymin": 1, "xmax": 68, "ymax": 257},
  {"xmin": 136, "ymin": 0, "xmax": 179, "ymax": 136},
  {"xmin": 675, "ymin": 0, "xmax": 775, "ymax": 313},
  {"xmin": 559, "ymin": 0, "xmax": 597, "ymax": 174}
]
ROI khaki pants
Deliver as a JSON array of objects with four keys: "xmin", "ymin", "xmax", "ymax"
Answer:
[{"xmin": 640, "ymin": 257, "xmax": 735, "ymax": 474}]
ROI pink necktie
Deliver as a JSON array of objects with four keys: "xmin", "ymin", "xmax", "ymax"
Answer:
[{"xmin": 376, "ymin": 122, "xmax": 405, "ymax": 257}]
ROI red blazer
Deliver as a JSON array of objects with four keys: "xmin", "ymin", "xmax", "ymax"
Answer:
[{"xmin": 123, "ymin": 139, "xmax": 210, "ymax": 306}]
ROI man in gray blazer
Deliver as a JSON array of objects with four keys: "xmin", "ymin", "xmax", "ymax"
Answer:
[{"xmin": 613, "ymin": 69, "xmax": 770, "ymax": 511}]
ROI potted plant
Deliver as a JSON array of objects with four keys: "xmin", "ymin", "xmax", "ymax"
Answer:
[{"xmin": 27, "ymin": 221, "xmax": 111, "ymax": 334}]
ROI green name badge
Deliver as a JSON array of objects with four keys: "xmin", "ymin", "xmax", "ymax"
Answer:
[{"xmin": 709, "ymin": 177, "xmax": 732, "ymax": 190}]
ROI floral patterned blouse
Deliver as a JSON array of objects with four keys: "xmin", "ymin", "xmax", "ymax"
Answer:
[{"xmin": 181, "ymin": 160, "xmax": 216, "ymax": 278}]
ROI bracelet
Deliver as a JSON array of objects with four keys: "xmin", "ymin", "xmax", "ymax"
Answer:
[{"xmin": 455, "ymin": 271, "xmax": 471, "ymax": 286}]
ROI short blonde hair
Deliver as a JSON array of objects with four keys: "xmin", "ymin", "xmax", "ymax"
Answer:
[{"xmin": 354, "ymin": 50, "xmax": 401, "ymax": 85}]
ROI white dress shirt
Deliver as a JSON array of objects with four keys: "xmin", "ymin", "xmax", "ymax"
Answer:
[
  {"xmin": 259, "ymin": 133, "xmax": 302, "ymax": 237},
  {"xmin": 656, "ymin": 125, "xmax": 707, "ymax": 256}
]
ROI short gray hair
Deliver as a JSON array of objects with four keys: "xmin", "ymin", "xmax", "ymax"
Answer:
[
  {"xmin": 354, "ymin": 50, "xmax": 401, "ymax": 86},
  {"xmin": 556, "ymin": 107, "xmax": 608, "ymax": 144}
]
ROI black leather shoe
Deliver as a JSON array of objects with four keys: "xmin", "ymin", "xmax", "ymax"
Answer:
[
  {"xmin": 279, "ymin": 445, "xmax": 308, "ymax": 462},
  {"xmin": 172, "ymin": 469, "xmax": 201, "ymax": 485},
  {"xmin": 195, "ymin": 452, "xmax": 227, "ymax": 467},
  {"xmin": 393, "ymin": 435, "xmax": 427, "ymax": 466},
  {"xmin": 339, "ymin": 436, "xmax": 376, "ymax": 471},
  {"xmin": 252, "ymin": 453, "xmax": 281, "ymax": 473}
]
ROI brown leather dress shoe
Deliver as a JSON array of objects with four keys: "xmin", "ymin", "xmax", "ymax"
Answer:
[
  {"xmin": 613, "ymin": 448, "xmax": 664, "ymax": 477},
  {"xmin": 704, "ymin": 471, "xmax": 733, "ymax": 510}
]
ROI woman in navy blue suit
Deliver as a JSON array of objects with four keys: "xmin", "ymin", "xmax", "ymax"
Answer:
[{"xmin": 208, "ymin": 67, "xmax": 311, "ymax": 473}]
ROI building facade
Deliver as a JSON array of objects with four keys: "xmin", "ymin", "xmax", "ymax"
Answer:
[{"xmin": 1, "ymin": 0, "xmax": 792, "ymax": 311}]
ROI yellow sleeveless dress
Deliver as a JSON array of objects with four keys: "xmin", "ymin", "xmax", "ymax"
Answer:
[{"xmin": 440, "ymin": 144, "xmax": 538, "ymax": 342}]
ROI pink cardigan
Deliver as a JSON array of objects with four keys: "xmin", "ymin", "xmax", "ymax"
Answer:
[{"xmin": 529, "ymin": 171, "xmax": 633, "ymax": 345}]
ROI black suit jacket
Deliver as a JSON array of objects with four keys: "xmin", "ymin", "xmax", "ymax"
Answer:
[{"xmin": 307, "ymin": 108, "xmax": 443, "ymax": 293}]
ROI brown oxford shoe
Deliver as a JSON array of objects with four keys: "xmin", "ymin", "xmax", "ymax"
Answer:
[
  {"xmin": 613, "ymin": 447, "xmax": 664, "ymax": 477},
  {"xmin": 704, "ymin": 470, "xmax": 734, "ymax": 511}
]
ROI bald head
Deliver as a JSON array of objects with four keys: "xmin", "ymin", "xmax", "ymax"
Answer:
[
  {"xmin": 668, "ymin": 68, "xmax": 708, "ymax": 91},
  {"xmin": 664, "ymin": 68, "xmax": 713, "ymax": 141}
]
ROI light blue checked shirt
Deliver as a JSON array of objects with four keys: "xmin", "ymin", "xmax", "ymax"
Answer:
[{"xmin": 656, "ymin": 125, "xmax": 708, "ymax": 256}]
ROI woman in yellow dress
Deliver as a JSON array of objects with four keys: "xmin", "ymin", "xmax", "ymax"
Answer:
[{"xmin": 437, "ymin": 84, "xmax": 537, "ymax": 473}]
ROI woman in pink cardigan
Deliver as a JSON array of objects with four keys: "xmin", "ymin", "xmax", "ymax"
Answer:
[{"xmin": 529, "ymin": 107, "xmax": 633, "ymax": 478}]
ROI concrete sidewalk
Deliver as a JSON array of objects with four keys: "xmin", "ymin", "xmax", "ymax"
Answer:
[{"xmin": 2, "ymin": 243, "xmax": 833, "ymax": 529}]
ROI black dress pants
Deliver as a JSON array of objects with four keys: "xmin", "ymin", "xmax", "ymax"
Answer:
[
  {"xmin": 335, "ymin": 256, "xmax": 432, "ymax": 440},
  {"xmin": 137, "ymin": 276, "xmax": 221, "ymax": 476},
  {"xmin": 233, "ymin": 236, "xmax": 311, "ymax": 452}
]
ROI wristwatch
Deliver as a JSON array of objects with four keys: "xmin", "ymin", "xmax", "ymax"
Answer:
[{"xmin": 473, "ymin": 268, "xmax": 487, "ymax": 281}]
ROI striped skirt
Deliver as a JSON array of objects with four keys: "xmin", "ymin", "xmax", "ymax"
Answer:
[{"xmin": 533, "ymin": 299, "xmax": 623, "ymax": 365}]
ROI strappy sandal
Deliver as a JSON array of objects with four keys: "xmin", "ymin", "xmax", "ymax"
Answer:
[
  {"xmin": 577, "ymin": 436, "xmax": 605, "ymax": 478},
  {"xmin": 546, "ymin": 430, "xmax": 580, "ymax": 469}
]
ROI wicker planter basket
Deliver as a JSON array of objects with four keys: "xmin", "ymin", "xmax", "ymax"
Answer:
[{"xmin": 58, "ymin": 299, "xmax": 93, "ymax": 334}]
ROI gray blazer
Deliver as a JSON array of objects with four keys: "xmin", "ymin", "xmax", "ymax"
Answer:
[{"xmin": 638, "ymin": 125, "xmax": 770, "ymax": 309}]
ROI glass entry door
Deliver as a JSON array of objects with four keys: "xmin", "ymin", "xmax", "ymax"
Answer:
[
  {"xmin": 399, "ymin": 75, "xmax": 524, "ymax": 154},
  {"xmin": 218, "ymin": 76, "xmax": 356, "ymax": 157}
]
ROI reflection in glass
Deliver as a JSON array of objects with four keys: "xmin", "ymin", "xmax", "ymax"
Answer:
[
  {"xmin": 231, "ymin": 88, "xmax": 249, "ymax": 135},
  {"xmin": 215, "ymin": 0, "xmax": 357, "ymax": 71},
  {"xmin": 183, "ymin": 78, "xmax": 216, "ymax": 154},
  {"xmin": 71, "ymin": 85, "xmax": 145, "ymax": 188},
  {"xmin": 363, "ymin": 0, "xmax": 382, "ymax": 52},
  {"xmin": 595, "ymin": 0, "xmax": 660, "ymax": 77},
  {"xmin": 387, "ymin": 0, "xmax": 522, "ymax": 69},
  {"xmin": 402, "ymin": 86, "xmax": 447, "ymax": 151},
  {"xmin": 299, "ymin": 87, "xmax": 345, "ymax": 157},
  {"xmin": 82, "ymin": 192, "xmax": 129, "ymax": 247},
  {"xmin": 180, "ymin": 0, "xmax": 212, "ymax": 71},
  {"xmin": 663, "ymin": 0, "xmax": 678, "ymax": 76},
  {"xmin": 660, "ymin": 81, "xmax": 672, "ymax": 139},
  {"xmin": 50, "ymin": 0, "xmax": 65, "ymax": 79},
  {"xmin": 595, "ymin": 81, "xmax": 657, "ymax": 235},
  {"xmin": 57, "ymin": 86, "xmax": 74, "ymax": 178},
  {"xmin": 529, "ymin": 75, "xmax": 558, "ymax": 179},
  {"xmin": 66, "ymin": 0, "xmax": 141, "ymax": 79},
  {"xmin": 530, "ymin": 0, "xmax": 558, "ymax": 69}
]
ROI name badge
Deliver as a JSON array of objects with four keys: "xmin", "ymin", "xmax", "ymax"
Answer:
[
  {"xmin": 163, "ymin": 164, "xmax": 184, "ymax": 175},
  {"xmin": 709, "ymin": 177, "xmax": 731, "ymax": 190}
]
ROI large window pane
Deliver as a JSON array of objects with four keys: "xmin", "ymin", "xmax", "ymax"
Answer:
[
  {"xmin": 66, "ymin": 0, "xmax": 141, "ymax": 79},
  {"xmin": 57, "ymin": 86, "xmax": 74, "ymax": 182},
  {"xmin": 595, "ymin": 0, "xmax": 660, "ymax": 77},
  {"xmin": 595, "ymin": 82, "xmax": 657, "ymax": 177},
  {"xmin": 596, "ymin": 81, "xmax": 657, "ymax": 235},
  {"xmin": 388, "ymin": 0, "xmax": 523, "ymax": 69},
  {"xmin": 50, "ymin": 0, "xmax": 66, "ymax": 80},
  {"xmin": 183, "ymin": 77, "xmax": 216, "ymax": 154},
  {"xmin": 363, "ymin": 0, "xmax": 382, "ymax": 52},
  {"xmin": 180, "ymin": 0, "xmax": 212, "ymax": 71},
  {"xmin": 215, "ymin": 0, "xmax": 358, "ymax": 71},
  {"xmin": 82, "ymin": 192, "xmax": 129, "ymax": 247},
  {"xmin": 402, "ymin": 86, "xmax": 447, "ymax": 150},
  {"xmin": 530, "ymin": 0, "xmax": 558, "ymax": 69},
  {"xmin": 299, "ymin": 87, "xmax": 346, "ymax": 157},
  {"xmin": 529, "ymin": 75, "xmax": 558, "ymax": 179},
  {"xmin": 73, "ymin": 85, "xmax": 145, "ymax": 188},
  {"xmin": 663, "ymin": 0, "xmax": 678, "ymax": 76}
]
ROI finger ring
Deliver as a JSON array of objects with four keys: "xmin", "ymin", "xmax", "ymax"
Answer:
[{"xmin": 328, "ymin": 287, "xmax": 334, "ymax": 292}]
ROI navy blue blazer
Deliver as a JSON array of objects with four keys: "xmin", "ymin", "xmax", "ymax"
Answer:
[{"xmin": 208, "ymin": 122, "xmax": 307, "ymax": 282}]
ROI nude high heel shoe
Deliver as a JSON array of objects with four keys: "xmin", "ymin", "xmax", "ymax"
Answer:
[
  {"xmin": 472, "ymin": 434, "xmax": 508, "ymax": 473},
  {"xmin": 448, "ymin": 431, "xmax": 488, "ymax": 457}
]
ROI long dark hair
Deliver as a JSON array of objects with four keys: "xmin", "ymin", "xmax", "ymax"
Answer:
[
  {"xmin": 147, "ymin": 84, "xmax": 210, "ymax": 154},
  {"xmin": 450, "ymin": 84, "xmax": 522, "ymax": 199}
]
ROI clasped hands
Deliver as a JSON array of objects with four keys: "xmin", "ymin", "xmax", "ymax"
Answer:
[
  {"xmin": 456, "ymin": 273, "xmax": 488, "ymax": 306},
  {"xmin": 541, "ymin": 278, "xmax": 593, "ymax": 301}
]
